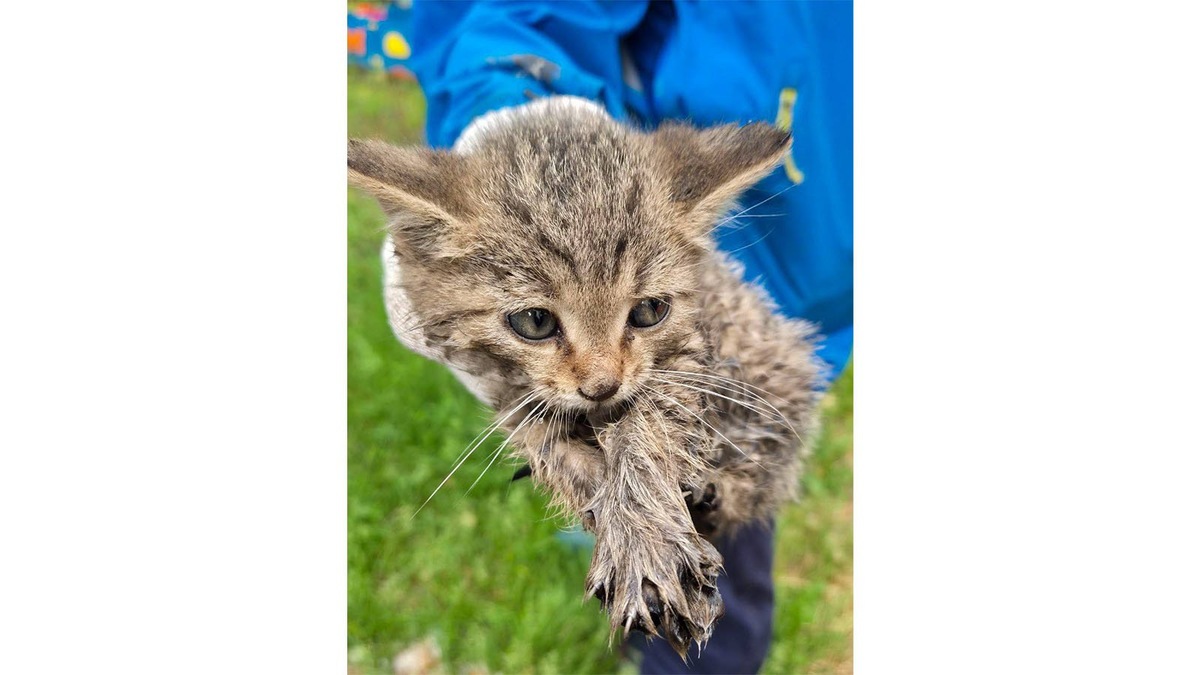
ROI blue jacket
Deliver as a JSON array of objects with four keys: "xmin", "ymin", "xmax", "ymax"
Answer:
[{"xmin": 403, "ymin": 1, "xmax": 853, "ymax": 380}]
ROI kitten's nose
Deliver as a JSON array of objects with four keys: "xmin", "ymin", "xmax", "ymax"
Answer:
[{"xmin": 578, "ymin": 380, "xmax": 620, "ymax": 402}]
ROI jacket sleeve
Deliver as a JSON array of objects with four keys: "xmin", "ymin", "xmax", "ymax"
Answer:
[{"xmin": 408, "ymin": 1, "xmax": 648, "ymax": 148}]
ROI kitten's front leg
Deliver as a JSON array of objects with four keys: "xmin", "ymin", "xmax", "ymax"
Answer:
[
  {"xmin": 498, "ymin": 379, "xmax": 726, "ymax": 657},
  {"xmin": 584, "ymin": 397, "xmax": 724, "ymax": 658}
]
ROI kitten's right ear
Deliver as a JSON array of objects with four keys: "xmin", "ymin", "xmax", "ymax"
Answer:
[
  {"xmin": 650, "ymin": 122, "xmax": 792, "ymax": 234},
  {"xmin": 347, "ymin": 139, "xmax": 476, "ymax": 258}
]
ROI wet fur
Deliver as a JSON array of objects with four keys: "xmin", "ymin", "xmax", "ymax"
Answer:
[{"xmin": 348, "ymin": 98, "xmax": 821, "ymax": 659}]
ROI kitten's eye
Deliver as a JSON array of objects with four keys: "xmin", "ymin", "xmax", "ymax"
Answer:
[
  {"xmin": 628, "ymin": 298, "xmax": 670, "ymax": 328},
  {"xmin": 508, "ymin": 308, "xmax": 559, "ymax": 340}
]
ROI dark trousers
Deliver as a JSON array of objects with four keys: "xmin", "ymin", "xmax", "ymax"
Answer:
[{"xmin": 637, "ymin": 521, "xmax": 776, "ymax": 674}]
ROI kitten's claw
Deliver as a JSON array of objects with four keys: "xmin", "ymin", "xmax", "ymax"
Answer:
[
  {"xmin": 635, "ymin": 574, "xmax": 724, "ymax": 658},
  {"xmin": 684, "ymin": 482, "xmax": 720, "ymax": 537}
]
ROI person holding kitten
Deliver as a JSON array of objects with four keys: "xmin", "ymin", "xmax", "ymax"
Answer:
[{"xmin": 387, "ymin": 2, "xmax": 852, "ymax": 673}]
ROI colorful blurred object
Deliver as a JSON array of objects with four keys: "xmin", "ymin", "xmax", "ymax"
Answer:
[
  {"xmin": 347, "ymin": 28, "xmax": 366, "ymax": 57},
  {"xmin": 348, "ymin": 1, "xmax": 415, "ymax": 81}
]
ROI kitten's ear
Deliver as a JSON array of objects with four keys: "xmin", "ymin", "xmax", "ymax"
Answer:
[
  {"xmin": 347, "ymin": 138, "xmax": 476, "ymax": 258},
  {"xmin": 651, "ymin": 122, "xmax": 792, "ymax": 231}
]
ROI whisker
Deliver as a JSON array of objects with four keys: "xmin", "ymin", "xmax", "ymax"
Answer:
[
  {"xmin": 680, "ymin": 375, "xmax": 796, "ymax": 429},
  {"xmin": 717, "ymin": 214, "xmax": 784, "ymax": 237},
  {"xmin": 554, "ymin": 404, "xmax": 569, "ymax": 442},
  {"xmin": 723, "ymin": 226, "xmax": 776, "ymax": 256},
  {"xmin": 647, "ymin": 371, "xmax": 799, "ymax": 438},
  {"xmin": 648, "ymin": 367, "xmax": 793, "ymax": 407},
  {"xmin": 650, "ymin": 387, "xmax": 763, "ymax": 469},
  {"xmin": 652, "ymin": 371, "xmax": 800, "ymax": 441},
  {"xmin": 390, "ymin": 310, "xmax": 446, "ymax": 338},
  {"xmin": 624, "ymin": 386, "xmax": 669, "ymax": 452},
  {"xmin": 647, "ymin": 376, "xmax": 793, "ymax": 433},
  {"xmin": 447, "ymin": 390, "xmax": 536, "ymax": 469},
  {"xmin": 466, "ymin": 399, "xmax": 548, "ymax": 494},
  {"xmin": 706, "ymin": 183, "xmax": 801, "ymax": 235},
  {"xmin": 411, "ymin": 389, "xmax": 540, "ymax": 518},
  {"xmin": 634, "ymin": 385, "xmax": 671, "ymax": 438},
  {"xmin": 716, "ymin": 212, "xmax": 787, "ymax": 237}
]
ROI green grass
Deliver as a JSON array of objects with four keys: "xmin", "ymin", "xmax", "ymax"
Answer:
[{"xmin": 348, "ymin": 67, "xmax": 853, "ymax": 674}]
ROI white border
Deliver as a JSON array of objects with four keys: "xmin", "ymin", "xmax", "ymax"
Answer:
[{"xmin": 0, "ymin": 2, "xmax": 1198, "ymax": 673}]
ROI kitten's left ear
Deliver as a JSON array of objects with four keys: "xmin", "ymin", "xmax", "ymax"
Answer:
[{"xmin": 651, "ymin": 122, "xmax": 792, "ymax": 234}]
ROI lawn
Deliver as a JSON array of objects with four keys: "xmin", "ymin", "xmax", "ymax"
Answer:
[{"xmin": 347, "ymin": 67, "xmax": 854, "ymax": 675}]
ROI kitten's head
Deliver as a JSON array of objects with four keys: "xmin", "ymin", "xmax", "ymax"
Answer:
[{"xmin": 349, "ymin": 98, "xmax": 789, "ymax": 413}]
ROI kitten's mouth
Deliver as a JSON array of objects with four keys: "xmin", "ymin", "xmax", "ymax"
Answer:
[
  {"xmin": 570, "ymin": 400, "xmax": 632, "ymax": 449},
  {"xmin": 586, "ymin": 398, "xmax": 630, "ymax": 426}
]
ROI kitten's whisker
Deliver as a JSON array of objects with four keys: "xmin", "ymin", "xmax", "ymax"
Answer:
[
  {"xmin": 554, "ymin": 405, "xmax": 569, "ymax": 441},
  {"xmin": 391, "ymin": 311, "xmax": 423, "ymax": 336},
  {"xmin": 647, "ymin": 371, "xmax": 799, "ymax": 438},
  {"xmin": 548, "ymin": 406, "xmax": 560, "ymax": 440},
  {"xmin": 719, "ymin": 218, "xmax": 769, "ymax": 237},
  {"xmin": 393, "ymin": 310, "xmax": 443, "ymax": 337},
  {"xmin": 624, "ymin": 386, "xmax": 661, "ymax": 441},
  {"xmin": 647, "ymin": 376, "xmax": 793, "ymax": 434},
  {"xmin": 648, "ymin": 375, "xmax": 783, "ymax": 422},
  {"xmin": 651, "ymin": 387, "xmax": 764, "ymax": 469},
  {"xmin": 724, "ymin": 226, "xmax": 776, "ymax": 256},
  {"xmin": 447, "ymin": 390, "xmax": 536, "ymax": 468},
  {"xmin": 466, "ymin": 403, "xmax": 544, "ymax": 495},
  {"xmin": 466, "ymin": 399, "xmax": 548, "ymax": 494},
  {"xmin": 467, "ymin": 440, "xmax": 512, "ymax": 497},
  {"xmin": 648, "ymin": 368, "xmax": 794, "ymax": 408},
  {"xmin": 676, "ymin": 374, "xmax": 797, "ymax": 431},
  {"xmin": 412, "ymin": 389, "xmax": 539, "ymax": 518},
  {"xmin": 716, "ymin": 212, "xmax": 787, "ymax": 237},
  {"xmin": 544, "ymin": 407, "xmax": 562, "ymax": 469},
  {"xmin": 643, "ymin": 391, "xmax": 677, "ymax": 454},
  {"xmin": 651, "ymin": 373, "xmax": 800, "ymax": 443},
  {"xmin": 707, "ymin": 183, "xmax": 801, "ymax": 235}
]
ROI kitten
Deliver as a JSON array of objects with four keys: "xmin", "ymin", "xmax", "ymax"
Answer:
[{"xmin": 348, "ymin": 97, "xmax": 821, "ymax": 658}]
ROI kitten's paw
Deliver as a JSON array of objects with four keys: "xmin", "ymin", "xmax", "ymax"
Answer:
[
  {"xmin": 586, "ymin": 517, "xmax": 725, "ymax": 659},
  {"xmin": 683, "ymin": 482, "xmax": 720, "ymax": 537}
]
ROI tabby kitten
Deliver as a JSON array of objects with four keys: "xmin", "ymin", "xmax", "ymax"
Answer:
[{"xmin": 348, "ymin": 97, "xmax": 821, "ymax": 658}]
